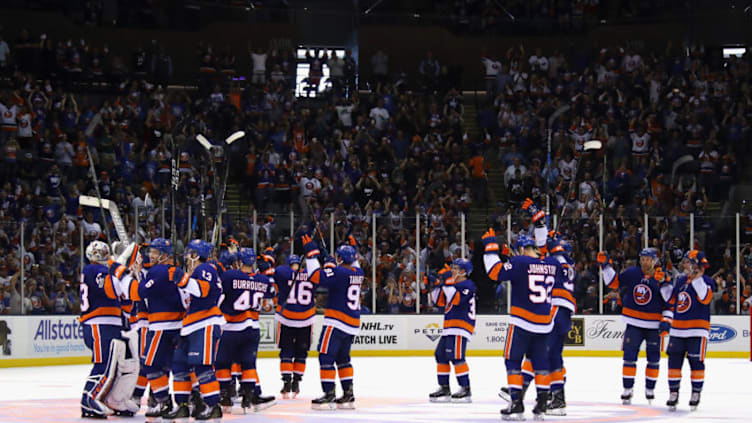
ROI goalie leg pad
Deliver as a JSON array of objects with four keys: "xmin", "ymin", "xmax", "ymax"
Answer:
[{"xmin": 104, "ymin": 338, "xmax": 140, "ymax": 413}]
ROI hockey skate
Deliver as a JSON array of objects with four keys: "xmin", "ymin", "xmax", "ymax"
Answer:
[
  {"xmin": 546, "ymin": 389, "xmax": 566, "ymax": 416},
  {"xmin": 311, "ymin": 391, "xmax": 337, "ymax": 410},
  {"xmin": 501, "ymin": 399, "xmax": 525, "ymax": 421},
  {"xmin": 532, "ymin": 392, "xmax": 548, "ymax": 420},
  {"xmin": 667, "ymin": 391, "xmax": 679, "ymax": 411},
  {"xmin": 280, "ymin": 376, "xmax": 293, "ymax": 399},
  {"xmin": 645, "ymin": 389, "xmax": 655, "ymax": 404},
  {"xmin": 498, "ymin": 387, "xmax": 512, "ymax": 403},
  {"xmin": 194, "ymin": 404, "xmax": 222, "ymax": 422},
  {"xmin": 219, "ymin": 389, "xmax": 234, "ymax": 414},
  {"xmin": 145, "ymin": 400, "xmax": 171, "ymax": 423},
  {"xmin": 81, "ymin": 393, "xmax": 113, "ymax": 419},
  {"xmin": 291, "ymin": 374, "xmax": 302, "ymax": 398},
  {"xmin": 191, "ymin": 388, "xmax": 208, "ymax": 418},
  {"xmin": 451, "ymin": 386, "xmax": 472, "ymax": 403},
  {"xmin": 163, "ymin": 402, "xmax": 190, "ymax": 423},
  {"xmin": 621, "ymin": 388, "xmax": 633, "ymax": 405},
  {"xmin": 689, "ymin": 390, "xmax": 701, "ymax": 411},
  {"xmin": 336, "ymin": 386, "xmax": 355, "ymax": 409},
  {"xmin": 250, "ymin": 391, "xmax": 276, "ymax": 412},
  {"xmin": 429, "ymin": 385, "xmax": 451, "ymax": 403}
]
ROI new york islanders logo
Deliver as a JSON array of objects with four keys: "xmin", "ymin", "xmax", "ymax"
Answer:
[
  {"xmin": 633, "ymin": 284, "xmax": 652, "ymax": 305},
  {"xmin": 676, "ymin": 292, "xmax": 691, "ymax": 313}
]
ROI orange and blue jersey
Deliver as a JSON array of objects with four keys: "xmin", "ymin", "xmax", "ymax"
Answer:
[
  {"xmin": 79, "ymin": 263, "xmax": 123, "ymax": 326},
  {"xmin": 485, "ymin": 254, "xmax": 563, "ymax": 334},
  {"xmin": 602, "ymin": 265, "xmax": 670, "ymax": 329},
  {"xmin": 139, "ymin": 264, "xmax": 186, "ymax": 331},
  {"xmin": 274, "ymin": 265, "xmax": 317, "ymax": 327},
  {"xmin": 551, "ymin": 254, "xmax": 576, "ymax": 313},
  {"xmin": 177, "ymin": 262, "xmax": 225, "ymax": 335},
  {"xmin": 307, "ymin": 257, "xmax": 365, "ymax": 336},
  {"xmin": 667, "ymin": 274, "xmax": 713, "ymax": 338},
  {"xmin": 219, "ymin": 268, "xmax": 275, "ymax": 331},
  {"xmin": 432, "ymin": 279, "xmax": 476, "ymax": 339}
]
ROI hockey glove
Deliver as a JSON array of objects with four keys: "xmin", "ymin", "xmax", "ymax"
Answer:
[
  {"xmin": 301, "ymin": 234, "xmax": 320, "ymax": 259},
  {"xmin": 659, "ymin": 319, "xmax": 671, "ymax": 337},
  {"xmin": 522, "ymin": 197, "xmax": 546, "ymax": 225},
  {"xmin": 597, "ymin": 251, "xmax": 611, "ymax": 267},
  {"xmin": 482, "ymin": 228, "xmax": 500, "ymax": 253}
]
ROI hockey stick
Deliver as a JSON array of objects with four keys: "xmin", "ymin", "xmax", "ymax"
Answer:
[
  {"xmin": 79, "ymin": 195, "xmax": 129, "ymax": 242},
  {"xmin": 84, "ymin": 146, "xmax": 113, "ymax": 246},
  {"xmin": 553, "ymin": 140, "xmax": 603, "ymax": 234}
]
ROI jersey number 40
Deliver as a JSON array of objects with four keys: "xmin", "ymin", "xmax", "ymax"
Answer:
[{"xmin": 234, "ymin": 291, "xmax": 266, "ymax": 311}]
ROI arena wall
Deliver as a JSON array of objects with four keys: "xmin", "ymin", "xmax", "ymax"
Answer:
[{"xmin": 0, "ymin": 315, "xmax": 748, "ymax": 367}]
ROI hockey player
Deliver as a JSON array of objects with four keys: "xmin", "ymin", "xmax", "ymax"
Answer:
[
  {"xmin": 483, "ymin": 230, "xmax": 563, "ymax": 420},
  {"xmin": 428, "ymin": 259, "xmax": 476, "ymax": 403},
  {"xmin": 274, "ymin": 254, "xmax": 317, "ymax": 398},
  {"xmin": 165, "ymin": 240, "xmax": 225, "ymax": 422},
  {"xmin": 303, "ymin": 235, "xmax": 364, "ymax": 410},
  {"xmin": 665, "ymin": 250, "xmax": 713, "ymax": 412},
  {"xmin": 79, "ymin": 240, "xmax": 121, "ymax": 418},
  {"xmin": 597, "ymin": 247, "xmax": 671, "ymax": 404},
  {"xmin": 216, "ymin": 248, "xmax": 276, "ymax": 413},
  {"xmin": 136, "ymin": 238, "xmax": 187, "ymax": 421}
]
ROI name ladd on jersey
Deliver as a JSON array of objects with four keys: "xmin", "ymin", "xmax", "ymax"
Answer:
[
  {"xmin": 233, "ymin": 279, "xmax": 269, "ymax": 292},
  {"xmin": 34, "ymin": 319, "xmax": 84, "ymax": 340},
  {"xmin": 527, "ymin": 264, "xmax": 557, "ymax": 275}
]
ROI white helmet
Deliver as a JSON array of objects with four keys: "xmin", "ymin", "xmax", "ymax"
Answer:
[{"xmin": 86, "ymin": 240, "xmax": 111, "ymax": 264}]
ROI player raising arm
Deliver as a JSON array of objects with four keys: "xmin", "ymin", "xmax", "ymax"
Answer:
[
  {"xmin": 597, "ymin": 247, "xmax": 672, "ymax": 405},
  {"xmin": 665, "ymin": 250, "xmax": 713, "ymax": 412},
  {"xmin": 303, "ymin": 235, "xmax": 364, "ymax": 410},
  {"xmin": 483, "ymin": 230, "xmax": 564, "ymax": 420}
]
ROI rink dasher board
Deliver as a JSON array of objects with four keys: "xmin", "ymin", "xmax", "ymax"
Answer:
[{"xmin": 0, "ymin": 315, "xmax": 748, "ymax": 367}]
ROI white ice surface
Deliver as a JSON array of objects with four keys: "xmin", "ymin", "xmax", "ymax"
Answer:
[{"xmin": 1, "ymin": 356, "xmax": 750, "ymax": 422}]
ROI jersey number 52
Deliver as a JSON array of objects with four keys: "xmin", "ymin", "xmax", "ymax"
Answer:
[{"xmin": 528, "ymin": 275, "xmax": 554, "ymax": 304}]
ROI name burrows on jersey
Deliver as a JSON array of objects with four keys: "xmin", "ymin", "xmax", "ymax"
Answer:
[
  {"xmin": 80, "ymin": 263, "xmax": 123, "ymax": 326},
  {"xmin": 432, "ymin": 280, "xmax": 476, "ymax": 339},
  {"xmin": 485, "ymin": 255, "xmax": 563, "ymax": 333},
  {"xmin": 137, "ymin": 264, "xmax": 187, "ymax": 330},
  {"xmin": 220, "ymin": 269, "xmax": 276, "ymax": 331},
  {"xmin": 307, "ymin": 258, "xmax": 365, "ymax": 336},
  {"xmin": 667, "ymin": 275, "xmax": 714, "ymax": 338},
  {"xmin": 551, "ymin": 254, "xmax": 576, "ymax": 313},
  {"xmin": 177, "ymin": 262, "xmax": 226, "ymax": 335},
  {"xmin": 275, "ymin": 265, "xmax": 317, "ymax": 327},
  {"xmin": 602, "ymin": 266, "xmax": 670, "ymax": 329}
]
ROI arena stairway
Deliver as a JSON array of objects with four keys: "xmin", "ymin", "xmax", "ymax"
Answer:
[{"xmin": 463, "ymin": 95, "xmax": 507, "ymax": 240}]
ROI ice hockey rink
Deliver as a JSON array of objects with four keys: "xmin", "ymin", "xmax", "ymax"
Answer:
[{"xmin": 1, "ymin": 356, "xmax": 750, "ymax": 423}]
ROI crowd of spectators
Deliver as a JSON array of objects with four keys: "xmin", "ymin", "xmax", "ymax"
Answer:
[
  {"xmin": 0, "ymin": 27, "xmax": 476, "ymax": 315},
  {"xmin": 478, "ymin": 40, "xmax": 752, "ymax": 314},
  {"xmin": 0, "ymin": 22, "xmax": 751, "ymax": 317}
]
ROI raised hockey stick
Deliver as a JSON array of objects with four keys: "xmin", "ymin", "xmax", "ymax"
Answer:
[
  {"xmin": 79, "ymin": 195, "xmax": 129, "ymax": 242},
  {"xmin": 553, "ymin": 140, "xmax": 603, "ymax": 235},
  {"xmin": 84, "ymin": 146, "xmax": 113, "ymax": 245}
]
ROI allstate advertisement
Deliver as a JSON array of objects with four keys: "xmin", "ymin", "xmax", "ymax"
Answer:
[{"xmin": 0, "ymin": 316, "xmax": 88, "ymax": 362}]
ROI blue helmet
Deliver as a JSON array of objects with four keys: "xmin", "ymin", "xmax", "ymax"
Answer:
[
  {"xmin": 452, "ymin": 258, "xmax": 473, "ymax": 275},
  {"xmin": 186, "ymin": 239, "xmax": 213, "ymax": 260},
  {"xmin": 336, "ymin": 245, "xmax": 357, "ymax": 264},
  {"xmin": 288, "ymin": 254, "xmax": 301, "ymax": 266},
  {"xmin": 257, "ymin": 254, "xmax": 273, "ymax": 272},
  {"xmin": 149, "ymin": 238, "xmax": 173, "ymax": 255},
  {"xmin": 639, "ymin": 248, "xmax": 659, "ymax": 261},
  {"xmin": 550, "ymin": 239, "xmax": 572, "ymax": 256},
  {"xmin": 514, "ymin": 235, "xmax": 536, "ymax": 250},
  {"xmin": 219, "ymin": 250, "xmax": 238, "ymax": 267},
  {"xmin": 238, "ymin": 248, "xmax": 256, "ymax": 266},
  {"xmin": 683, "ymin": 250, "xmax": 709, "ymax": 269}
]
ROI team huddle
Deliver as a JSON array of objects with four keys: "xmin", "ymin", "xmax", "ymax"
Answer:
[
  {"xmin": 77, "ymin": 232, "xmax": 364, "ymax": 422},
  {"xmin": 76, "ymin": 199, "xmax": 713, "ymax": 422}
]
